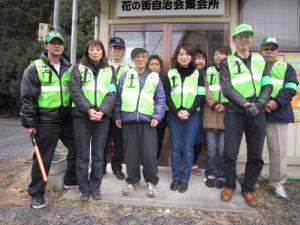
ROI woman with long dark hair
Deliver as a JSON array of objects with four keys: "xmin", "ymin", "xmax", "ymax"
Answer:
[
  {"xmin": 71, "ymin": 40, "xmax": 116, "ymax": 201},
  {"xmin": 165, "ymin": 43, "xmax": 206, "ymax": 193},
  {"xmin": 146, "ymin": 55, "xmax": 166, "ymax": 160}
]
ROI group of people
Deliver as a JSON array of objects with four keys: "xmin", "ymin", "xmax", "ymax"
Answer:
[{"xmin": 20, "ymin": 23, "xmax": 298, "ymax": 209}]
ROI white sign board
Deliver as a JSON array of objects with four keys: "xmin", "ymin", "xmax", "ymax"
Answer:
[{"xmin": 117, "ymin": 0, "xmax": 224, "ymax": 17}]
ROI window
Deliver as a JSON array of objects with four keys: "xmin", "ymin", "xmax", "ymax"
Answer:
[
  {"xmin": 111, "ymin": 23, "xmax": 229, "ymax": 70},
  {"xmin": 115, "ymin": 31, "xmax": 163, "ymax": 66},
  {"xmin": 241, "ymin": 0, "xmax": 300, "ymax": 50}
]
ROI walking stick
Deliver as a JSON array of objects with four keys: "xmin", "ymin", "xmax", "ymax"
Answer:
[{"xmin": 31, "ymin": 134, "xmax": 48, "ymax": 182}]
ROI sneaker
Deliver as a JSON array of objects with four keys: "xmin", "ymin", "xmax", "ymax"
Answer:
[
  {"xmin": 30, "ymin": 195, "xmax": 45, "ymax": 209},
  {"xmin": 64, "ymin": 184, "xmax": 79, "ymax": 189},
  {"xmin": 274, "ymin": 184, "xmax": 287, "ymax": 199},
  {"xmin": 146, "ymin": 183, "xmax": 157, "ymax": 198},
  {"xmin": 170, "ymin": 179, "xmax": 180, "ymax": 191},
  {"xmin": 91, "ymin": 191, "xmax": 102, "ymax": 200},
  {"xmin": 215, "ymin": 179, "xmax": 225, "ymax": 189},
  {"xmin": 205, "ymin": 175, "xmax": 215, "ymax": 188},
  {"xmin": 122, "ymin": 182, "xmax": 140, "ymax": 196},
  {"xmin": 178, "ymin": 182, "xmax": 188, "ymax": 193},
  {"xmin": 113, "ymin": 170, "xmax": 125, "ymax": 180},
  {"xmin": 191, "ymin": 165, "xmax": 202, "ymax": 176},
  {"xmin": 79, "ymin": 192, "xmax": 90, "ymax": 201}
]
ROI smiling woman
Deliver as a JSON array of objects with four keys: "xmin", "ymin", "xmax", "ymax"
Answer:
[{"xmin": 70, "ymin": 39, "xmax": 116, "ymax": 202}]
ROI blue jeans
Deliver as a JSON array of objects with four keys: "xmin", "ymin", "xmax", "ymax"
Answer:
[
  {"xmin": 168, "ymin": 112, "xmax": 200, "ymax": 183},
  {"xmin": 205, "ymin": 130, "xmax": 225, "ymax": 179}
]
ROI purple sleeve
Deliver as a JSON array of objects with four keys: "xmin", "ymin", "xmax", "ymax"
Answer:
[{"xmin": 152, "ymin": 79, "xmax": 166, "ymax": 122}]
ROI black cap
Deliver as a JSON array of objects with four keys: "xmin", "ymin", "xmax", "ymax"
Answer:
[{"xmin": 109, "ymin": 37, "xmax": 125, "ymax": 48}]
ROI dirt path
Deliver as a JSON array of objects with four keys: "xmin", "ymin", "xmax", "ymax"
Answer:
[{"xmin": 0, "ymin": 155, "xmax": 299, "ymax": 225}]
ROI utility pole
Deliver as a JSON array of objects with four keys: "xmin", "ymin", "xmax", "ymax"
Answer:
[
  {"xmin": 70, "ymin": 0, "xmax": 79, "ymax": 65},
  {"xmin": 53, "ymin": 0, "xmax": 61, "ymax": 31},
  {"xmin": 89, "ymin": 0, "xmax": 101, "ymax": 40}
]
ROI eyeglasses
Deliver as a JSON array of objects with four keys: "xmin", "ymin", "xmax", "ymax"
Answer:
[
  {"xmin": 262, "ymin": 48, "xmax": 277, "ymax": 52},
  {"xmin": 235, "ymin": 34, "xmax": 252, "ymax": 40}
]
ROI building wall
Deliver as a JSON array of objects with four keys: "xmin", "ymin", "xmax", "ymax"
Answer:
[{"xmin": 100, "ymin": 0, "xmax": 300, "ymax": 176}]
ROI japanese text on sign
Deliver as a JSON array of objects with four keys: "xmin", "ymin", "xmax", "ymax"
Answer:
[{"xmin": 117, "ymin": 0, "xmax": 224, "ymax": 17}]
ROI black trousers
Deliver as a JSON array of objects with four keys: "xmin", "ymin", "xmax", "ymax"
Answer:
[
  {"xmin": 73, "ymin": 117, "xmax": 109, "ymax": 193},
  {"xmin": 103, "ymin": 118, "xmax": 124, "ymax": 173},
  {"xmin": 223, "ymin": 111, "xmax": 265, "ymax": 193},
  {"xmin": 156, "ymin": 113, "xmax": 167, "ymax": 160},
  {"xmin": 123, "ymin": 122, "xmax": 159, "ymax": 185},
  {"xmin": 28, "ymin": 118, "xmax": 76, "ymax": 196}
]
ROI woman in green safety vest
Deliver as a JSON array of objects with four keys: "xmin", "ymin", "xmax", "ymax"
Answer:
[
  {"xmin": 191, "ymin": 48, "xmax": 208, "ymax": 177},
  {"xmin": 70, "ymin": 40, "xmax": 116, "ymax": 201},
  {"xmin": 203, "ymin": 46, "xmax": 231, "ymax": 189},
  {"xmin": 165, "ymin": 43, "xmax": 206, "ymax": 193}
]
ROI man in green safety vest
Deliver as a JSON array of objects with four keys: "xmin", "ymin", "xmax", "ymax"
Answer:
[
  {"xmin": 260, "ymin": 37, "xmax": 298, "ymax": 199},
  {"xmin": 114, "ymin": 47, "xmax": 166, "ymax": 198},
  {"xmin": 20, "ymin": 31, "xmax": 76, "ymax": 209},
  {"xmin": 103, "ymin": 37, "xmax": 130, "ymax": 180},
  {"xmin": 219, "ymin": 24, "xmax": 273, "ymax": 207}
]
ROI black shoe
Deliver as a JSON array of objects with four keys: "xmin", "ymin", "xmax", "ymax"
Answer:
[
  {"xmin": 205, "ymin": 176, "xmax": 215, "ymax": 188},
  {"xmin": 215, "ymin": 179, "xmax": 225, "ymax": 189},
  {"xmin": 178, "ymin": 182, "xmax": 188, "ymax": 193},
  {"xmin": 91, "ymin": 191, "xmax": 101, "ymax": 200},
  {"xmin": 170, "ymin": 180, "xmax": 180, "ymax": 191},
  {"xmin": 64, "ymin": 183, "xmax": 78, "ymax": 189},
  {"xmin": 30, "ymin": 195, "xmax": 45, "ymax": 209},
  {"xmin": 113, "ymin": 170, "xmax": 125, "ymax": 180},
  {"xmin": 79, "ymin": 192, "xmax": 90, "ymax": 201}
]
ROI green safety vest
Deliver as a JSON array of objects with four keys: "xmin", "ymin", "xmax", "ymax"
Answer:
[
  {"xmin": 34, "ymin": 59, "xmax": 71, "ymax": 108},
  {"xmin": 167, "ymin": 68, "xmax": 206, "ymax": 109},
  {"xmin": 206, "ymin": 66, "xmax": 228, "ymax": 103},
  {"xmin": 115, "ymin": 64, "xmax": 130, "ymax": 83},
  {"xmin": 227, "ymin": 53, "xmax": 271, "ymax": 98},
  {"xmin": 76, "ymin": 64, "xmax": 115, "ymax": 108},
  {"xmin": 270, "ymin": 61, "xmax": 287, "ymax": 98},
  {"xmin": 270, "ymin": 61, "xmax": 297, "ymax": 98},
  {"xmin": 121, "ymin": 69, "xmax": 159, "ymax": 115}
]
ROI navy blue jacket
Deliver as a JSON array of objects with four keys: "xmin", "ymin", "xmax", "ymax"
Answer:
[{"xmin": 266, "ymin": 63, "xmax": 299, "ymax": 123}]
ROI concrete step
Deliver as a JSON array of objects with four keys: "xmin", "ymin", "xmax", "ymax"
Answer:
[{"xmin": 63, "ymin": 164, "xmax": 255, "ymax": 212}]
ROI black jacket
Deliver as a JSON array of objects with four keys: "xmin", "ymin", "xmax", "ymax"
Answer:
[
  {"xmin": 70, "ymin": 62, "xmax": 116, "ymax": 119},
  {"xmin": 164, "ymin": 65, "xmax": 205, "ymax": 116},
  {"xmin": 220, "ymin": 52, "xmax": 273, "ymax": 113},
  {"xmin": 266, "ymin": 63, "xmax": 298, "ymax": 123},
  {"xmin": 20, "ymin": 52, "xmax": 72, "ymax": 128}
]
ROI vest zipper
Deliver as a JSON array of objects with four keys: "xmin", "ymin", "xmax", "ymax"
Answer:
[
  {"xmin": 248, "ymin": 63, "xmax": 257, "ymax": 98},
  {"xmin": 53, "ymin": 67, "xmax": 63, "ymax": 108},
  {"xmin": 58, "ymin": 77, "xmax": 63, "ymax": 107},
  {"xmin": 216, "ymin": 70, "xmax": 221, "ymax": 103},
  {"xmin": 94, "ymin": 73, "xmax": 98, "ymax": 108},
  {"xmin": 180, "ymin": 79, "xmax": 184, "ymax": 108},
  {"xmin": 135, "ymin": 77, "xmax": 142, "ymax": 122}
]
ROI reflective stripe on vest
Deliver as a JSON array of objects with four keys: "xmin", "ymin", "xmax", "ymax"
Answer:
[
  {"xmin": 227, "ymin": 53, "xmax": 266, "ymax": 98},
  {"xmin": 167, "ymin": 68, "xmax": 204, "ymax": 109},
  {"xmin": 270, "ymin": 61, "xmax": 288, "ymax": 98},
  {"xmin": 76, "ymin": 64, "xmax": 114, "ymax": 108},
  {"xmin": 206, "ymin": 66, "xmax": 229, "ymax": 103},
  {"xmin": 35, "ymin": 59, "xmax": 71, "ymax": 108},
  {"xmin": 121, "ymin": 69, "xmax": 159, "ymax": 115}
]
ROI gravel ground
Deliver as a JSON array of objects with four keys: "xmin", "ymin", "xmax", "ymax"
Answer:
[{"xmin": 0, "ymin": 155, "xmax": 299, "ymax": 225}]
